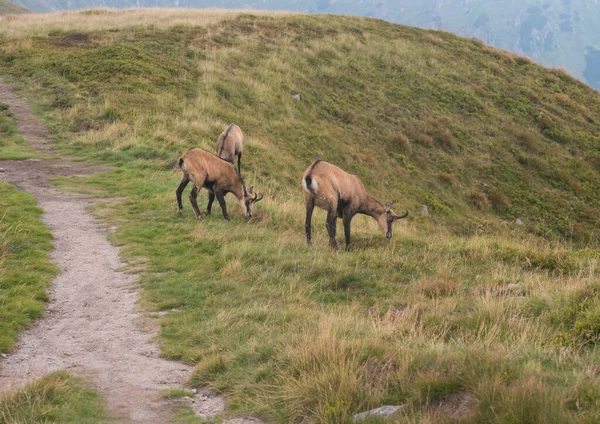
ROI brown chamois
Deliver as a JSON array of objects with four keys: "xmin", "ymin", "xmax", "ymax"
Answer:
[
  {"xmin": 176, "ymin": 148, "xmax": 262, "ymax": 221},
  {"xmin": 302, "ymin": 159, "xmax": 408, "ymax": 251},
  {"xmin": 215, "ymin": 123, "xmax": 244, "ymax": 175}
]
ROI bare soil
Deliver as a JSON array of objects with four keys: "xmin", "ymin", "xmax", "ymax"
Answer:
[
  {"xmin": 429, "ymin": 391, "xmax": 478, "ymax": 421},
  {"xmin": 0, "ymin": 84, "xmax": 260, "ymax": 423}
]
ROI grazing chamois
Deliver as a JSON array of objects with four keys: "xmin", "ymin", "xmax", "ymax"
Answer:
[
  {"xmin": 302, "ymin": 159, "xmax": 408, "ymax": 251},
  {"xmin": 216, "ymin": 124, "xmax": 243, "ymax": 175},
  {"xmin": 176, "ymin": 148, "xmax": 262, "ymax": 221}
]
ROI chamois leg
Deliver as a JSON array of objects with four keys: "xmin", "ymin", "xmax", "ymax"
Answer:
[
  {"xmin": 343, "ymin": 208, "xmax": 353, "ymax": 251},
  {"xmin": 305, "ymin": 196, "xmax": 315, "ymax": 246},
  {"xmin": 189, "ymin": 186, "xmax": 203, "ymax": 220},
  {"xmin": 215, "ymin": 190, "xmax": 229, "ymax": 221},
  {"xmin": 206, "ymin": 191, "xmax": 215, "ymax": 214},
  {"xmin": 176, "ymin": 175, "xmax": 190, "ymax": 214},
  {"xmin": 237, "ymin": 153, "xmax": 242, "ymax": 176},
  {"xmin": 326, "ymin": 208, "xmax": 339, "ymax": 251}
]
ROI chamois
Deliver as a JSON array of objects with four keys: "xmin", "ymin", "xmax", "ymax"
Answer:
[
  {"xmin": 302, "ymin": 159, "xmax": 408, "ymax": 251},
  {"xmin": 215, "ymin": 124, "xmax": 243, "ymax": 175},
  {"xmin": 176, "ymin": 148, "xmax": 262, "ymax": 221}
]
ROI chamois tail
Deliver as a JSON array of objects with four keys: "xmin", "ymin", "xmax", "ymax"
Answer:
[{"xmin": 302, "ymin": 158, "xmax": 322, "ymax": 195}]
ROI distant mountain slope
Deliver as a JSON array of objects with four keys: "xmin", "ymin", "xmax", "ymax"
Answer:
[
  {"xmin": 0, "ymin": 0, "xmax": 29, "ymax": 15},
  {"xmin": 9, "ymin": 0, "xmax": 600, "ymax": 90},
  {"xmin": 375, "ymin": 1, "xmax": 600, "ymax": 92}
]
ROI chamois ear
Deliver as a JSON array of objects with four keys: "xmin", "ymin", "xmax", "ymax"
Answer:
[
  {"xmin": 248, "ymin": 186, "xmax": 254, "ymax": 194},
  {"xmin": 385, "ymin": 202, "xmax": 394, "ymax": 212}
]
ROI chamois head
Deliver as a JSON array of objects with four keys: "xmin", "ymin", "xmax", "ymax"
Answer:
[
  {"xmin": 377, "ymin": 202, "xmax": 409, "ymax": 238},
  {"xmin": 241, "ymin": 185, "xmax": 263, "ymax": 217}
]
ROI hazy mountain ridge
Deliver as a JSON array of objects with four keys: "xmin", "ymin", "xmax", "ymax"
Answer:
[
  {"xmin": 0, "ymin": 0, "xmax": 28, "ymax": 14},
  {"xmin": 9, "ymin": 0, "xmax": 600, "ymax": 89}
]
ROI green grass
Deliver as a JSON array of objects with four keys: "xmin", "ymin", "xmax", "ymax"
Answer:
[
  {"xmin": 0, "ymin": 181, "xmax": 57, "ymax": 354},
  {"xmin": 3, "ymin": 9, "xmax": 600, "ymax": 422},
  {"xmin": 0, "ymin": 372, "xmax": 109, "ymax": 423},
  {"xmin": 0, "ymin": 101, "xmax": 39, "ymax": 160}
]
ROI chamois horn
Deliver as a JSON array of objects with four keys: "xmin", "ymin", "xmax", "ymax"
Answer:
[{"xmin": 393, "ymin": 210, "xmax": 409, "ymax": 220}]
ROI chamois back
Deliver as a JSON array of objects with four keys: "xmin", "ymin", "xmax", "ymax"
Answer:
[
  {"xmin": 302, "ymin": 160, "xmax": 369, "ymax": 207},
  {"xmin": 180, "ymin": 148, "xmax": 237, "ymax": 187},
  {"xmin": 216, "ymin": 124, "xmax": 243, "ymax": 163}
]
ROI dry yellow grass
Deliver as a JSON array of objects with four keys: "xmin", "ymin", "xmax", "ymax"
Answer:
[{"xmin": 0, "ymin": 8, "xmax": 292, "ymax": 39}]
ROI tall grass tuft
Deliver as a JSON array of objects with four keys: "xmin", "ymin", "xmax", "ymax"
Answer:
[{"xmin": 0, "ymin": 372, "xmax": 107, "ymax": 423}]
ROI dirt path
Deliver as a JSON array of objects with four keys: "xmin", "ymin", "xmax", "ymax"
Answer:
[{"xmin": 0, "ymin": 84, "xmax": 254, "ymax": 423}]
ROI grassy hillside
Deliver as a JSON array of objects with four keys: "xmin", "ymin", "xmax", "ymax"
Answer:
[
  {"xmin": 7, "ymin": 0, "xmax": 600, "ymax": 91},
  {"xmin": 0, "ymin": 0, "xmax": 28, "ymax": 15},
  {"xmin": 2, "ymin": 9, "xmax": 600, "ymax": 422},
  {"xmin": 2, "ymin": 10, "xmax": 600, "ymax": 243},
  {"xmin": 0, "ymin": 181, "xmax": 57, "ymax": 354}
]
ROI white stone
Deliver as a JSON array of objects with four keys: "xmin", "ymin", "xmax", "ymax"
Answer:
[{"xmin": 352, "ymin": 405, "xmax": 404, "ymax": 422}]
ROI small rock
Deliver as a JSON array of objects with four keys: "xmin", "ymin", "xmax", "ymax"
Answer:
[
  {"xmin": 0, "ymin": 168, "xmax": 4, "ymax": 172},
  {"xmin": 292, "ymin": 93, "xmax": 301, "ymax": 101},
  {"xmin": 515, "ymin": 218, "xmax": 523, "ymax": 226},
  {"xmin": 191, "ymin": 391, "xmax": 225, "ymax": 418},
  {"xmin": 224, "ymin": 418, "xmax": 265, "ymax": 424},
  {"xmin": 352, "ymin": 405, "xmax": 404, "ymax": 422},
  {"xmin": 422, "ymin": 204, "xmax": 429, "ymax": 216},
  {"xmin": 1, "ymin": 353, "xmax": 7, "ymax": 358}
]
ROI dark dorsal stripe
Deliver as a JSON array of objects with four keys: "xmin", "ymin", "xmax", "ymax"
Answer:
[
  {"xmin": 224, "ymin": 123, "xmax": 235, "ymax": 138},
  {"xmin": 217, "ymin": 123, "xmax": 235, "ymax": 158},
  {"xmin": 306, "ymin": 157, "xmax": 322, "ymax": 177}
]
